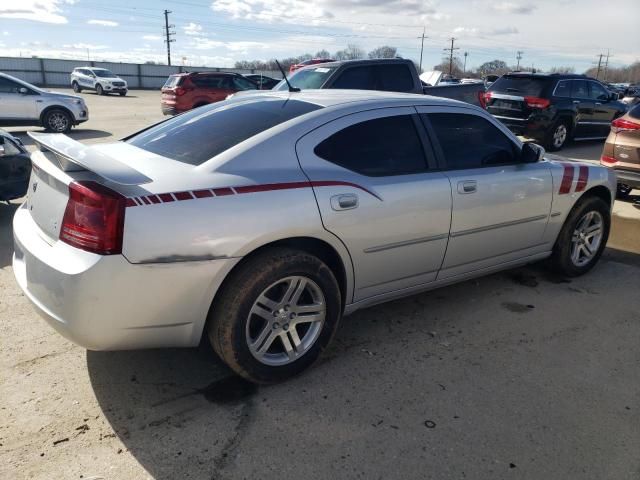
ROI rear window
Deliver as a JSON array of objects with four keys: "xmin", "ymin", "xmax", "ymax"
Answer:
[
  {"xmin": 274, "ymin": 67, "xmax": 336, "ymax": 90},
  {"xmin": 489, "ymin": 76, "xmax": 549, "ymax": 96},
  {"xmin": 163, "ymin": 75, "xmax": 183, "ymax": 88},
  {"xmin": 629, "ymin": 104, "xmax": 640, "ymax": 120},
  {"xmin": 127, "ymin": 98, "xmax": 322, "ymax": 165}
]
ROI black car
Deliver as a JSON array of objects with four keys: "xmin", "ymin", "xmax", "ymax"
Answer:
[
  {"xmin": 243, "ymin": 74, "xmax": 280, "ymax": 90},
  {"xmin": 480, "ymin": 73, "xmax": 627, "ymax": 150},
  {"xmin": 0, "ymin": 129, "xmax": 31, "ymax": 202}
]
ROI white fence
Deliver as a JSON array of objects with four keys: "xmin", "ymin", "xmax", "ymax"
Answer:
[{"xmin": 0, "ymin": 57, "xmax": 282, "ymax": 89}]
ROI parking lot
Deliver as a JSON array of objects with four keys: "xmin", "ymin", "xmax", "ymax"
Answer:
[{"xmin": 2, "ymin": 89, "xmax": 640, "ymax": 480}]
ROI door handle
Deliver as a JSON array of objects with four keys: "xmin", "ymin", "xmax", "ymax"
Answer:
[
  {"xmin": 573, "ymin": 100, "xmax": 580, "ymax": 104},
  {"xmin": 330, "ymin": 194, "xmax": 358, "ymax": 211},
  {"xmin": 457, "ymin": 180, "xmax": 477, "ymax": 194},
  {"xmin": 595, "ymin": 102, "xmax": 602, "ymax": 106}
]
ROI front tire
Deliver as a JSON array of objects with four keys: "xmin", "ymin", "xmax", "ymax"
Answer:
[
  {"xmin": 207, "ymin": 248, "xmax": 341, "ymax": 384},
  {"xmin": 96, "ymin": 84, "xmax": 104, "ymax": 95},
  {"xmin": 72, "ymin": 81, "xmax": 81, "ymax": 93},
  {"xmin": 545, "ymin": 120, "xmax": 570, "ymax": 151},
  {"xmin": 119, "ymin": 91, "xmax": 127, "ymax": 97},
  {"xmin": 43, "ymin": 109, "xmax": 72, "ymax": 133},
  {"xmin": 549, "ymin": 196, "xmax": 610, "ymax": 277}
]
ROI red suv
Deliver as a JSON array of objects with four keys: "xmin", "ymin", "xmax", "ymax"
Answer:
[
  {"xmin": 289, "ymin": 58, "xmax": 334, "ymax": 73},
  {"xmin": 161, "ymin": 72, "xmax": 258, "ymax": 115}
]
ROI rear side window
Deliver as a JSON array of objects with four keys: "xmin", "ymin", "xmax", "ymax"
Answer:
[
  {"xmin": 554, "ymin": 80, "xmax": 571, "ymax": 97},
  {"xmin": 314, "ymin": 115, "xmax": 427, "ymax": 176},
  {"xmin": 489, "ymin": 76, "xmax": 548, "ymax": 96},
  {"xmin": 232, "ymin": 76, "xmax": 257, "ymax": 90},
  {"xmin": 375, "ymin": 65, "xmax": 415, "ymax": 92},
  {"xmin": 163, "ymin": 75, "xmax": 182, "ymax": 88},
  {"xmin": 0, "ymin": 77, "xmax": 20, "ymax": 93},
  {"xmin": 331, "ymin": 67, "xmax": 376, "ymax": 90},
  {"xmin": 127, "ymin": 99, "xmax": 322, "ymax": 165},
  {"xmin": 427, "ymin": 113, "xmax": 519, "ymax": 169},
  {"xmin": 571, "ymin": 80, "xmax": 589, "ymax": 98}
]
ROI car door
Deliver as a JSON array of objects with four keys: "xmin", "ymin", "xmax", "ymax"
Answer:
[
  {"xmin": 296, "ymin": 107, "xmax": 452, "ymax": 302},
  {"xmin": 570, "ymin": 79, "xmax": 597, "ymax": 137},
  {"xmin": 588, "ymin": 81, "xmax": 619, "ymax": 137},
  {"xmin": 78, "ymin": 69, "xmax": 90, "ymax": 88},
  {"xmin": 0, "ymin": 77, "xmax": 38, "ymax": 120},
  {"xmin": 417, "ymin": 106, "xmax": 553, "ymax": 279}
]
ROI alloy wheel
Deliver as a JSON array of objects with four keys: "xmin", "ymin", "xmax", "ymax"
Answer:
[
  {"xmin": 570, "ymin": 210, "xmax": 603, "ymax": 267},
  {"xmin": 553, "ymin": 124, "xmax": 567, "ymax": 148},
  {"xmin": 48, "ymin": 112, "xmax": 69, "ymax": 133}
]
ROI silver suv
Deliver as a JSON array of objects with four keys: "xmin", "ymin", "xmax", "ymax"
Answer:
[
  {"xmin": 70, "ymin": 67, "xmax": 128, "ymax": 96},
  {"xmin": 0, "ymin": 72, "xmax": 88, "ymax": 133}
]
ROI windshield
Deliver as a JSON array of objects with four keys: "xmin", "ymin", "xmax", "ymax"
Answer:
[
  {"xmin": 127, "ymin": 98, "xmax": 322, "ymax": 165},
  {"xmin": 274, "ymin": 66, "xmax": 336, "ymax": 91},
  {"xmin": 94, "ymin": 69, "xmax": 117, "ymax": 78}
]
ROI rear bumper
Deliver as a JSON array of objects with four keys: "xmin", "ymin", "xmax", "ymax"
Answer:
[
  {"xmin": 492, "ymin": 114, "xmax": 551, "ymax": 141},
  {"xmin": 12, "ymin": 205, "xmax": 238, "ymax": 350}
]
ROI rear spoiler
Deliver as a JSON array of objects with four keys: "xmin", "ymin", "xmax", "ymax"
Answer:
[{"xmin": 28, "ymin": 132, "xmax": 152, "ymax": 185}]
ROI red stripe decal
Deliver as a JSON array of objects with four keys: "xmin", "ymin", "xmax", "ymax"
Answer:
[
  {"xmin": 193, "ymin": 189, "xmax": 214, "ymax": 198},
  {"xmin": 159, "ymin": 193, "xmax": 175, "ymax": 203},
  {"xmin": 234, "ymin": 182, "xmax": 310, "ymax": 194},
  {"xmin": 141, "ymin": 196, "xmax": 152, "ymax": 205},
  {"xmin": 575, "ymin": 165, "xmax": 589, "ymax": 192},
  {"xmin": 174, "ymin": 191, "xmax": 193, "ymax": 201},
  {"xmin": 149, "ymin": 195, "xmax": 162, "ymax": 204},
  {"xmin": 310, "ymin": 180, "xmax": 382, "ymax": 201},
  {"xmin": 559, "ymin": 164, "xmax": 574, "ymax": 194},
  {"xmin": 125, "ymin": 198, "xmax": 137, "ymax": 207},
  {"xmin": 213, "ymin": 187, "xmax": 233, "ymax": 196}
]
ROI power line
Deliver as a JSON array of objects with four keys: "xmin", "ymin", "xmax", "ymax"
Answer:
[
  {"xmin": 443, "ymin": 37, "xmax": 459, "ymax": 75},
  {"xmin": 163, "ymin": 9, "xmax": 176, "ymax": 66}
]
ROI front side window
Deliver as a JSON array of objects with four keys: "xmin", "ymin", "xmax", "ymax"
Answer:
[
  {"xmin": 589, "ymin": 82, "xmax": 609, "ymax": 101},
  {"xmin": 232, "ymin": 76, "xmax": 258, "ymax": 91},
  {"xmin": 331, "ymin": 66, "xmax": 376, "ymax": 90},
  {"xmin": 127, "ymin": 98, "xmax": 322, "ymax": 165},
  {"xmin": 426, "ymin": 113, "xmax": 519, "ymax": 169},
  {"xmin": 314, "ymin": 115, "xmax": 427, "ymax": 176},
  {"xmin": 0, "ymin": 77, "xmax": 20, "ymax": 93}
]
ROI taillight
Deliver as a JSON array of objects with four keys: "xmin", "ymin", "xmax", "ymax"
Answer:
[
  {"xmin": 600, "ymin": 155, "xmax": 617, "ymax": 165},
  {"xmin": 524, "ymin": 96, "xmax": 550, "ymax": 109},
  {"xmin": 60, "ymin": 181, "xmax": 126, "ymax": 255},
  {"xmin": 175, "ymin": 87, "xmax": 187, "ymax": 96},
  {"xmin": 611, "ymin": 117, "xmax": 640, "ymax": 133},
  {"xmin": 478, "ymin": 91, "xmax": 492, "ymax": 108}
]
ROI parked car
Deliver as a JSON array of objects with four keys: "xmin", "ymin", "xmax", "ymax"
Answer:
[
  {"xmin": 70, "ymin": 67, "xmax": 128, "ymax": 96},
  {"xmin": 244, "ymin": 74, "xmax": 280, "ymax": 90},
  {"xmin": 600, "ymin": 103, "xmax": 640, "ymax": 198},
  {"xmin": 161, "ymin": 71, "xmax": 258, "ymax": 115},
  {"xmin": 15, "ymin": 90, "xmax": 615, "ymax": 383},
  {"xmin": 0, "ymin": 129, "xmax": 30, "ymax": 201},
  {"xmin": 483, "ymin": 74, "xmax": 500, "ymax": 87},
  {"xmin": 289, "ymin": 58, "xmax": 334, "ymax": 73},
  {"xmin": 270, "ymin": 59, "xmax": 485, "ymax": 106},
  {"xmin": 0, "ymin": 72, "xmax": 88, "ymax": 133},
  {"xmin": 481, "ymin": 73, "xmax": 627, "ymax": 151}
]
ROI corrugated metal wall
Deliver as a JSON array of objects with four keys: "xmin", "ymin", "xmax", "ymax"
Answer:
[{"xmin": 0, "ymin": 57, "xmax": 282, "ymax": 89}]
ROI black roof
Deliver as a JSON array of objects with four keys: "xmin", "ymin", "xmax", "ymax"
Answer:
[
  {"xmin": 299, "ymin": 58, "xmax": 412, "ymax": 70},
  {"xmin": 505, "ymin": 72, "xmax": 591, "ymax": 80}
]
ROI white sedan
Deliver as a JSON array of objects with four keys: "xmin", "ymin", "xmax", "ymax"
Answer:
[{"xmin": 13, "ymin": 90, "xmax": 615, "ymax": 383}]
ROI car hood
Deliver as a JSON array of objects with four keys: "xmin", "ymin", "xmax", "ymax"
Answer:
[
  {"xmin": 98, "ymin": 77, "xmax": 125, "ymax": 82},
  {"xmin": 42, "ymin": 91, "xmax": 84, "ymax": 101}
]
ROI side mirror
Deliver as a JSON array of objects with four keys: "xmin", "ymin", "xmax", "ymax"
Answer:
[
  {"xmin": 0, "ymin": 145, "xmax": 5, "ymax": 157},
  {"xmin": 521, "ymin": 142, "xmax": 545, "ymax": 163},
  {"xmin": 18, "ymin": 87, "xmax": 28, "ymax": 94}
]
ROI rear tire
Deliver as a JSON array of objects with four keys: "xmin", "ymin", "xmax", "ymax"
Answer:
[
  {"xmin": 545, "ymin": 119, "xmax": 570, "ymax": 151},
  {"xmin": 549, "ymin": 196, "xmax": 610, "ymax": 277},
  {"xmin": 72, "ymin": 82, "xmax": 81, "ymax": 93},
  {"xmin": 207, "ymin": 248, "xmax": 341, "ymax": 384},
  {"xmin": 96, "ymin": 84, "xmax": 104, "ymax": 95},
  {"xmin": 43, "ymin": 109, "xmax": 72, "ymax": 133}
]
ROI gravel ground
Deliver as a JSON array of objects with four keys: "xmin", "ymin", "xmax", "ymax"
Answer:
[{"xmin": 1, "ymin": 89, "xmax": 639, "ymax": 480}]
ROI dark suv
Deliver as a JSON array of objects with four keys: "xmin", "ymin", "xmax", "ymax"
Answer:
[{"xmin": 480, "ymin": 73, "xmax": 627, "ymax": 150}]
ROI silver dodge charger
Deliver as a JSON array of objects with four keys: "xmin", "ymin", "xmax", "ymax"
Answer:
[{"xmin": 13, "ymin": 90, "xmax": 616, "ymax": 383}]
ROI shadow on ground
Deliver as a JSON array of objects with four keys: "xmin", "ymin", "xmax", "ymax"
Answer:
[{"xmin": 0, "ymin": 201, "xmax": 19, "ymax": 268}]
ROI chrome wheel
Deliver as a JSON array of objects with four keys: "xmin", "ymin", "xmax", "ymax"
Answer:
[
  {"xmin": 570, "ymin": 211, "xmax": 603, "ymax": 267},
  {"xmin": 47, "ymin": 112, "xmax": 69, "ymax": 132},
  {"xmin": 553, "ymin": 124, "xmax": 567, "ymax": 148},
  {"xmin": 246, "ymin": 275, "xmax": 326, "ymax": 366}
]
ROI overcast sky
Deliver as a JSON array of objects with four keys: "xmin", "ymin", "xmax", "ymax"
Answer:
[{"xmin": 0, "ymin": 0, "xmax": 638, "ymax": 72}]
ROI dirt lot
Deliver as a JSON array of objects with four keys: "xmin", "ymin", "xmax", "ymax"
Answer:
[{"xmin": 1, "ymin": 90, "xmax": 639, "ymax": 480}]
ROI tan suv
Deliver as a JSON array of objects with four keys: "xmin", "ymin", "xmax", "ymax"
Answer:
[{"xmin": 601, "ymin": 103, "xmax": 640, "ymax": 198}]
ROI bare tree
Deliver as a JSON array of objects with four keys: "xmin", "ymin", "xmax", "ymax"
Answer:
[
  {"xmin": 335, "ymin": 44, "xmax": 365, "ymax": 61},
  {"xmin": 368, "ymin": 46, "xmax": 397, "ymax": 59}
]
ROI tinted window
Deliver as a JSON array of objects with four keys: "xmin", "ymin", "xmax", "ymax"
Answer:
[
  {"xmin": 163, "ymin": 75, "xmax": 182, "ymax": 88},
  {"xmin": 489, "ymin": 75, "xmax": 548, "ymax": 96},
  {"xmin": 274, "ymin": 67, "xmax": 336, "ymax": 90},
  {"xmin": 192, "ymin": 75, "xmax": 225, "ymax": 88},
  {"xmin": 375, "ymin": 65, "xmax": 414, "ymax": 92},
  {"xmin": 93, "ymin": 69, "xmax": 116, "ymax": 78},
  {"xmin": 554, "ymin": 80, "xmax": 571, "ymax": 97},
  {"xmin": 589, "ymin": 82, "xmax": 608, "ymax": 101},
  {"xmin": 127, "ymin": 98, "xmax": 322, "ymax": 165},
  {"xmin": 0, "ymin": 77, "xmax": 20, "ymax": 93},
  {"xmin": 331, "ymin": 66, "xmax": 376, "ymax": 90},
  {"xmin": 427, "ymin": 113, "xmax": 519, "ymax": 169},
  {"xmin": 232, "ymin": 76, "xmax": 257, "ymax": 90},
  {"xmin": 571, "ymin": 80, "xmax": 589, "ymax": 98},
  {"xmin": 314, "ymin": 115, "xmax": 427, "ymax": 176}
]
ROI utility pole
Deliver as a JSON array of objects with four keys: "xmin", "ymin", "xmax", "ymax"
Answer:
[
  {"xmin": 603, "ymin": 49, "xmax": 611, "ymax": 82},
  {"xmin": 418, "ymin": 27, "xmax": 427, "ymax": 73},
  {"xmin": 442, "ymin": 37, "xmax": 459, "ymax": 76},
  {"xmin": 163, "ymin": 9, "xmax": 176, "ymax": 66},
  {"xmin": 595, "ymin": 53, "xmax": 604, "ymax": 80},
  {"xmin": 516, "ymin": 50, "xmax": 523, "ymax": 70},
  {"xmin": 463, "ymin": 51, "xmax": 468, "ymax": 74}
]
